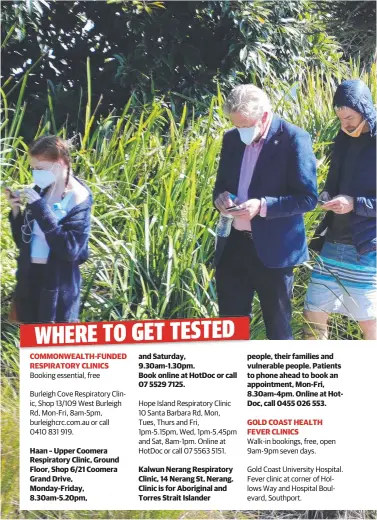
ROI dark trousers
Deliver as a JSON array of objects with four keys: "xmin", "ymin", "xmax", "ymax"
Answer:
[
  {"xmin": 215, "ymin": 228, "xmax": 294, "ymax": 340},
  {"xmin": 17, "ymin": 264, "xmax": 47, "ymax": 323}
]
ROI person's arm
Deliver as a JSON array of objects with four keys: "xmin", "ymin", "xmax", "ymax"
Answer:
[
  {"xmin": 27, "ymin": 198, "xmax": 91, "ymax": 262},
  {"xmin": 8, "ymin": 210, "xmax": 24, "ymax": 249},
  {"xmin": 264, "ymin": 130, "xmax": 318, "ymax": 219},
  {"xmin": 322, "ymin": 132, "xmax": 343, "ymax": 196},
  {"xmin": 5, "ymin": 188, "xmax": 24, "ymax": 249},
  {"xmin": 354, "ymin": 196, "xmax": 376, "ymax": 218},
  {"xmin": 213, "ymin": 130, "xmax": 232, "ymax": 210}
]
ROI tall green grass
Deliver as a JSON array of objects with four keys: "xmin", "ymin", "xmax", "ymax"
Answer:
[
  {"xmin": 1, "ymin": 63, "xmax": 376, "ymax": 518},
  {"xmin": 2, "ymin": 63, "xmax": 375, "ymax": 337}
]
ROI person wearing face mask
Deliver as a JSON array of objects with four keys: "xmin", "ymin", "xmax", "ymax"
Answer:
[
  {"xmin": 6, "ymin": 135, "xmax": 92, "ymax": 323},
  {"xmin": 304, "ymin": 80, "xmax": 376, "ymax": 340},
  {"xmin": 213, "ymin": 84, "xmax": 317, "ymax": 340}
]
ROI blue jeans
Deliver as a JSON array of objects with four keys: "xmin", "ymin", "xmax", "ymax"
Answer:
[{"xmin": 215, "ymin": 229, "xmax": 294, "ymax": 340}]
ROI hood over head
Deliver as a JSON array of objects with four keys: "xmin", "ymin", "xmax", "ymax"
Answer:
[{"xmin": 333, "ymin": 79, "xmax": 376, "ymax": 137}]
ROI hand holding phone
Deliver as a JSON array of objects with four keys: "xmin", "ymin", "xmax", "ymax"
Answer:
[
  {"xmin": 318, "ymin": 191, "xmax": 331, "ymax": 207},
  {"xmin": 21, "ymin": 187, "xmax": 41, "ymax": 204},
  {"xmin": 3, "ymin": 186, "xmax": 22, "ymax": 215},
  {"xmin": 226, "ymin": 205, "xmax": 243, "ymax": 212},
  {"xmin": 214, "ymin": 192, "xmax": 237, "ymax": 213}
]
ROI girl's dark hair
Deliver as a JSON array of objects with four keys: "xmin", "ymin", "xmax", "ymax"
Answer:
[{"xmin": 28, "ymin": 135, "xmax": 73, "ymax": 187}]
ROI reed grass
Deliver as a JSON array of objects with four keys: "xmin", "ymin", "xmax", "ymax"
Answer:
[{"xmin": 1, "ymin": 62, "xmax": 376, "ymax": 518}]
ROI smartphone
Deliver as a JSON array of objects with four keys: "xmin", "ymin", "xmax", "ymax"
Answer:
[
  {"xmin": 3, "ymin": 186, "xmax": 24, "ymax": 203},
  {"xmin": 226, "ymin": 205, "xmax": 243, "ymax": 212},
  {"xmin": 3, "ymin": 185, "xmax": 16, "ymax": 198}
]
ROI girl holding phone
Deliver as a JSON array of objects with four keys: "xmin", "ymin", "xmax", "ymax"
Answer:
[{"xmin": 5, "ymin": 135, "xmax": 92, "ymax": 323}]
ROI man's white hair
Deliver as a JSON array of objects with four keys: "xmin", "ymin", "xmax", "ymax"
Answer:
[{"xmin": 223, "ymin": 84, "xmax": 271, "ymax": 119}]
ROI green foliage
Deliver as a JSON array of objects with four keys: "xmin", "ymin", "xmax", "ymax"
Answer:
[
  {"xmin": 220, "ymin": 1, "xmax": 345, "ymax": 81},
  {"xmin": 1, "ymin": 0, "xmax": 50, "ymax": 41},
  {"xmin": 107, "ymin": 0, "xmax": 166, "ymax": 14},
  {"xmin": 1, "ymin": 3, "xmax": 376, "ymax": 514},
  {"xmin": 2, "ymin": 0, "xmax": 368, "ymax": 138},
  {"xmin": 1, "ymin": 61, "xmax": 376, "ymax": 520},
  {"xmin": 316, "ymin": 1, "xmax": 377, "ymax": 67},
  {"xmin": 2, "ymin": 62, "xmax": 376, "ymax": 343}
]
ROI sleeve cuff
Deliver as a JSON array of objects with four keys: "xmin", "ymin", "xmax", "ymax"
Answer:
[
  {"xmin": 28, "ymin": 198, "xmax": 58, "ymax": 234},
  {"xmin": 259, "ymin": 197, "xmax": 267, "ymax": 217}
]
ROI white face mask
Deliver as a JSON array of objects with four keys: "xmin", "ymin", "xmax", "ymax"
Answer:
[
  {"xmin": 238, "ymin": 126, "xmax": 259, "ymax": 145},
  {"xmin": 32, "ymin": 169, "xmax": 56, "ymax": 189}
]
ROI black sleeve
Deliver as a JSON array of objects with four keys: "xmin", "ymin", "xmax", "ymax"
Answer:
[
  {"xmin": 8, "ymin": 210, "xmax": 24, "ymax": 249},
  {"xmin": 27, "ymin": 198, "xmax": 92, "ymax": 262},
  {"xmin": 323, "ymin": 133, "xmax": 344, "ymax": 195},
  {"xmin": 212, "ymin": 131, "xmax": 231, "ymax": 210}
]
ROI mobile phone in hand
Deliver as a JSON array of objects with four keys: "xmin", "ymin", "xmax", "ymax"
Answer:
[
  {"xmin": 226, "ymin": 205, "xmax": 243, "ymax": 212},
  {"xmin": 3, "ymin": 186, "xmax": 16, "ymax": 198}
]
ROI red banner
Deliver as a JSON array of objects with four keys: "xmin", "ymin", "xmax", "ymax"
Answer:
[{"xmin": 20, "ymin": 317, "xmax": 250, "ymax": 347}]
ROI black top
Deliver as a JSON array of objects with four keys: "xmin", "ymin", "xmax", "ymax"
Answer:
[{"xmin": 326, "ymin": 132, "xmax": 372, "ymax": 244}]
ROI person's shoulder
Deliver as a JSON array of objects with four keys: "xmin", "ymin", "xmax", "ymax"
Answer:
[
  {"xmin": 223, "ymin": 128, "xmax": 239, "ymax": 140},
  {"xmin": 279, "ymin": 117, "xmax": 310, "ymax": 139},
  {"xmin": 67, "ymin": 177, "xmax": 92, "ymax": 208}
]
